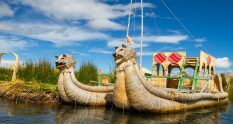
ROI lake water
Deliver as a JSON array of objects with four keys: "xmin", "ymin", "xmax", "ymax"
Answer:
[{"xmin": 0, "ymin": 98, "xmax": 233, "ymax": 124}]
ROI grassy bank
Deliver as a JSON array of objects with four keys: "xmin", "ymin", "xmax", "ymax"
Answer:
[
  {"xmin": 0, "ymin": 68, "xmax": 13, "ymax": 81},
  {"xmin": 0, "ymin": 81, "xmax": 59, "ymax": 104},
  {"xmin": 0, "ymin": 59, "xmax": 60, "ymax": 104},
  {"xmin": 1, "ymin": 59, "xmax": 114, "ymax": 85},
  {"xmin": 17, "ymin": 59, "xmax": 59, "ymax": 84},
  {"xmin": 0, "ymin": 59, "xmax": 115, "ymax": 104}
]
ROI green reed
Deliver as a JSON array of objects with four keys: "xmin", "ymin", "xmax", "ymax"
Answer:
[
  {"xmin": 0, "ymin": 67, "xmax": 13, "ymax": 81},
  {"xmin": 76, "ymin": 61, "xmax": 98, "ymax": 85},
  {"xmin": 17, "ymin": 59, "xmax": 59, "ymax": 84},
  {"xmin": 1, "ymin": 59, "xmax": 116, "ymax": 86}
]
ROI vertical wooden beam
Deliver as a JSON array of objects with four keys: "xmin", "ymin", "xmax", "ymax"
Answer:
[
  {"xmin": 192, "ymin": 62, "xmax": 199, "ymax": 92},
  {"xmin": 178, "ymin": 63, "xmax": 185, "ymax": 92},
  {"xmin": 156, "ymin": 64, "xmax": 160, "ymax": 76}
]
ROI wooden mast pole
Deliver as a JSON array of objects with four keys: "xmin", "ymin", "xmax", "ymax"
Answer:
[
  {"xmin": 140, "ymin": 0, "xmax": 144, "ymax": 68},
  {"xmin": 126, "ymin": 0, "xmax": 133, "ymax": 45}
]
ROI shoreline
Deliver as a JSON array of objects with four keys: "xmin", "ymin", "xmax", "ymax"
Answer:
[
  {"xmin": 0, "ymin": 76, "xmax": 232, "ymax": 109},
  {"xmin": 0, "ymin": 81, "xmax": 61, "ymax": 105}
]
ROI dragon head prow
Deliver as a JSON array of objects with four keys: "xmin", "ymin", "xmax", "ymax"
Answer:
[
  {"xmin": 112, "ymin": 44, "xmax": 136, "ymax": 66},
  {"xmin": 55, "ymin": 54, "xmax": 76, "ymax": 71}
]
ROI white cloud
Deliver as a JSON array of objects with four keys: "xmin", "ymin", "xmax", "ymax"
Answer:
[
  {"xmin": 20, "ymin": 0, "xmax": 153, "ymax": 20},
  {"xmin": 136, "ymin": 47, "xmax": 185, "ymax": 57},
  {"xmin": 0, "ymin": 59, "xmax": 16, "ymax": 67},
  {"xmin": 89, "ymin": 48, "xmax": 112, "ymax": 54},
  {"xmin": 195, "ymin": 44, "xmax": 203, "ymax": 48},
  {"xmin": 0, "ymin": 58, "xmax": 23, "ymax": 67},
  {"xmin": 168, "ymin": 30, "xmax": 182, "ymax": 34},
  {"xmin": 89, "ymin": 48, "xmax": 153, "ymax": 56},
  {"xmin": 21, "ymin": 0, "xmax": 123, "ymax": 20},
  {"xmin": 0, "ymin": 35, "xmax": 34, "ymax": 51},
  {"xmin": 107, "ymin": 38, "xmax": 149, "ymax": 48},
  {"xmin": 194, "ymin": 38, "xmax": 206, "ymax": 43},
  {"xmin": 0, "ymin": 2, "xmax": 14, "ymax": 17},
  {"xmin": 194, "ymin": 38, "xmax": 206, "ymax": 48},
  {"xmin": 145, "ymin": 12, "xmax": 157, "ymax": 18},
  {"xmin": 20, "ymin": 0, "xmax": 154, "ymax": 30},
  {"xmin": 107, "ymin": 34, "xmax": 188, "ymax": 48},
  {"xmin": 71, "ymin": 51, "xmax": 89, "ymax": 56},
  {"xmin": 0, "ymin": 21, "xmax": 109, "ymax": 46},
  {"xmin": 87, "ymin": 19, "xmax": 125, "ymax": 30},
  {"xmin": 158, "ymin": 46, "xmax": 185, "ymax": 52},
  {"xmin": 142, "ymin": 35, "xmax": 188, "ymax": 44},
  {"xmin": 136, "ymin": 51, "xmax": 153, "ymax": 56},
  {"xmin": 215, "ymin": 57, "xmax": 232, "ymax": 69}
]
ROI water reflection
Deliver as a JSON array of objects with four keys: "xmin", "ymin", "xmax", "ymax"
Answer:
[
  {"xmin": 0, "ymin": 98, "xmax": 232, "ymax": 124},
  {"xmin": 221, "ymin": 103, "xmax": 233, "ymax": 124},
  {"xmin": 0, "ymin": 98, "xmax": 55, "ymax": 124},
  {"xmin": 56, "ymin": 105, "xmax": 111, "ymax": 124}
]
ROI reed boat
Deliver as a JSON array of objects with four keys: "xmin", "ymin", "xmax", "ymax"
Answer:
[
  {"xmin": 112, "ymin": 44, "xmax": 228, "ymax": 113},
  {"xmin": 0, "ymin": 52, "xmax": 19, "ymax": 81},
  {"xmin": 55, "ymin": 54, "xmax": 113, "ymax": 105}
]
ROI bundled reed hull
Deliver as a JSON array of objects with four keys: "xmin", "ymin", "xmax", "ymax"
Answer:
[
  {"xmin": 113, "ymin": 45, "xmax": 228, "ymax": 113},
  {"xmin": 113, "ymin": 64, "xmax": 131, "ymax": 109},
  {"xmin": 56, "ymin": 54, "xmax": 113, "ymax": 106}
]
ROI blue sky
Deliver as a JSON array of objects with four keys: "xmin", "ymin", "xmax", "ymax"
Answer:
[{"xmin": 0, "ymin": 0, "xmax": 232, "ymax": 73}]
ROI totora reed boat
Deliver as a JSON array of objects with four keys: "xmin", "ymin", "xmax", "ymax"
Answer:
[
  {"xmin": 112, "ymin": 44, "xmax": 228, "ymax": 113},
  {"xmin": 55, "ymin": 44, "xmax": 228, "ymax": 112},
  {"xmin": 55, "ymin": 54, "xmax": 113, "ymax": 106}
]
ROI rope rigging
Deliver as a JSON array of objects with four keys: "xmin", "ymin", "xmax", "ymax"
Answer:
[
  {"xmin": 160, "ymin": 0, "xmax": 209, "ymax": 53},
  {"xmin": 133, "ymin": 0, "xmax": 137, "ymax": 37},
  {"xmin": 139, "ymin": 0, "xmax": 144, "ymax": 69},
  {"xmin": 77, "ymin": 0, "xmax": 210, "ymax": 64},
  {"xmin": 148, "ymin": 0, "xmax": 160, "ymax": 34},
  {"xmin": 125, "ymin": 0, "xmax": 143, "ymax": 68},
  {"xmin": 160, "ymin": 0, "xmax": 196, "ymax": 40}
]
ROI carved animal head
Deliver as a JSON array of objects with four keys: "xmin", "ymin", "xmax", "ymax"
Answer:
[
  {"xmin": 112, "ymin": 44, "xmax": 136, "ymax": 65},
  {"xmin": 55, "ymin": 54, "xmax": 76, "ymax": 70}
]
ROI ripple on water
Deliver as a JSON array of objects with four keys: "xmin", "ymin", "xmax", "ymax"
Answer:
[{"xmin": 0, "ymin": 98, "xmax": 232, "ymax": 124}]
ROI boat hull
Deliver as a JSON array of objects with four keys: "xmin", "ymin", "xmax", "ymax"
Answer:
[{"xmin": 114, "ymin": 60, "xmax": 228, "ymax": 113}]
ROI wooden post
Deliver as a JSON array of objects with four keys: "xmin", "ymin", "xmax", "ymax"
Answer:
[
  {"xmin": 178, "ymin": 64, "xmax": 185, "ymax": 92},
  {"xmin": 203, "ymin": 67, "xmax": 206, "ymax": 78},
  {"xmin": 156, "ymin": 64, "xmax": 160, "ymax": 76},
  {"xmin": 192, "ymin": 62, "xmax": 199, "ymax": 92}
]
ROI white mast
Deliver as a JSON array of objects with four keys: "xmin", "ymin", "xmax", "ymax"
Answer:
[
  {"xmin": 139, "ymin": 0, "xmax": 144, "ymax": 68},
  {"xmin": 126, "ymin": 0, "xmax": 133, "ymax": 45}
]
